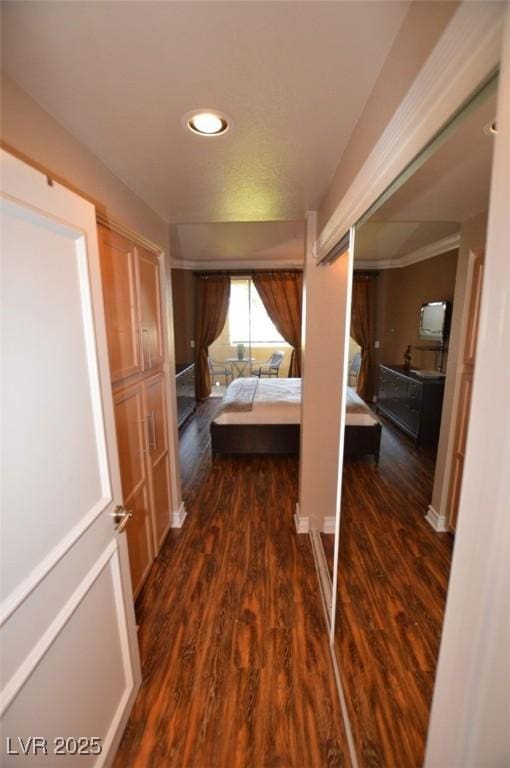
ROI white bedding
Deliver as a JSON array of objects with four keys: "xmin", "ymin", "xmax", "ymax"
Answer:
[
  {"xmin": 213, "ymin": 378, "xmax": 379, "ymax": 427},
  {"xmin": 214, "ymin": 378, "xmax": 301, "ymax": 425},
  {"xmin": 345, "ymin": 386, "xmax": 380, "ymax": 426}
]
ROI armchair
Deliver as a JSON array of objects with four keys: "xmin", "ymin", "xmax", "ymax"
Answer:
[
  {"xmin": 208, "ymin": 357, "xmax": 233, "ymax": 385},
  {"xmin": 252, "ymin": 351, "xmax": 285, "ymax": 378}
]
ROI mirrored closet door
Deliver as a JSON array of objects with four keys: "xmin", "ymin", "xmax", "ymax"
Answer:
[{"xmin": 328, "ymin": 77, "xmax": 498, "ymax": 767}]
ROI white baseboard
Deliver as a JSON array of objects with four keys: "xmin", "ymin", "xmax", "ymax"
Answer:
[
  {"xmin": 294, "ymin": 502, "xmax": 309, "ymax": 534},
  {"xmin": 426, "ymin": 504, "xmax": 449, "ymax": 532},
  {"xmin": 322, "ymin": 516, "xmax": 336, "ymax": 534},
  {"xmin": 171, "ymin": 501, "xmax": 187, "ymax": 528}
]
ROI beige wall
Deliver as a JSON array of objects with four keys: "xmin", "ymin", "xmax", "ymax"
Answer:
[
  {"xmin": 375, "ymin": 250, "xmax": 459, "ymax": 376},
  {"xmin": 431, "ymin": 211, "xmax": 488, "ymax": 518},
  {"xmin": 318, "ymin": 2, "xmax": 458, "ymax": 233},
  {"xmin": 171, "ymin": 269, "xmax": 196, "ymax": 365},
  {"xmin": 1, "ymin": 73, "xmax": 169, "ymax": 253}
]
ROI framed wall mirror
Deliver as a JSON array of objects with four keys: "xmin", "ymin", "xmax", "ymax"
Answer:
[{"xmin": 325, "ymin": 75, "xmax": 498, "ymax": 767}]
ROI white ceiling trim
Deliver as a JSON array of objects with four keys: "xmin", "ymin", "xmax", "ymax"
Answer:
[
  {"xmin": 316, "ymin": 3, "xmax": 504, "ymax": 261},
  {"xmin": 355, "ymin": 232, "xmax": 461, "ymax": 270},
  {"xmin": 170, "ymin": 257, "xmax": 304, "ymax": 271}
]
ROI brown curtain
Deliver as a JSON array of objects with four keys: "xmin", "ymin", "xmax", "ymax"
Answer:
[
  {"xmin": 195, "ymin": 274, "xmax": 230, "ymax": 400},
  {"xmin": 252, "ymin": 272, "xmax": 303, "ymax": 377},
  {"xmin": 351, "ymin": 272, "xmax": 377, "ymax": 402}
]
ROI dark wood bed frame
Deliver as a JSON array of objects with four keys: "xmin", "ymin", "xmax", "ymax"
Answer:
[{"xmin": 210, "ymin": 422, "xmax": 381, "ymax": 462}]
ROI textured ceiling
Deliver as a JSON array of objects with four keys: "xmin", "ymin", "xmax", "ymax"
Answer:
[
  {"xmin": 1, "ymin": 1, "xmax": 409, "ymax": 224},
  {"xmin": 355, "ymin": 88, "xmax": 496, "ymax": 264}
]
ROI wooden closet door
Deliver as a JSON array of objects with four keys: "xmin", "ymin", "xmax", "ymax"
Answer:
[
  {"xmin": 98, "ymin": 225, "xmax": 142, "ymax": 382},
  {"xmin": 137, "ymin": 247, "xmax": 163, "ymax": 371},
  {"xmin": 447, "ymin": 252, "xmax": 484, "ymax": 531},
  {"xmin": 114, "ymin": 384, "xmax": 154, "ymax": 596},
  {"xmin": 144, "ymin": 374, "xmax": 172, "ymax": 549}
]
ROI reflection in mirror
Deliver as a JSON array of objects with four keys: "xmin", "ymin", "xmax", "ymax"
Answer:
[{"xmin": 331, "ymin": 79, "xmax": 497, "ymax": 767}]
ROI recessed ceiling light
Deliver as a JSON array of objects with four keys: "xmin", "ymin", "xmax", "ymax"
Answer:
[{"xmin": 184, "ymin": 110, "xmax": 230, "ymax": 136}]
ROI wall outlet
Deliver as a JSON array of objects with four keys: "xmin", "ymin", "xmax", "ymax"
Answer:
[
  {"xmin": 190, "ymin": 340, "xmax": 195, "ymax": 348},
  {"xmin": 374, "ymin": 340, "xmax": 380, "ymax": 349}
]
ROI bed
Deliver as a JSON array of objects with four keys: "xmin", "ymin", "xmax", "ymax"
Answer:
[{"xmin": 210, "ymin": 378, "xmax": 381, "ymax": 460}]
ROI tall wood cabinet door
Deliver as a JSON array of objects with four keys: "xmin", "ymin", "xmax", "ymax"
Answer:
[
  {"xmin": 114, "ymin": 384, "xmax": 154, "ymax": 596},
  {"xmin": 448, "ymin": 373, "xmax": 473, "ymax": 531},
  {"xmin": 98, "ymin": 225, "xmax": 142, "ymax": 382},
  {"xmin": 144, "ymin": 374, "xmax": 172, "ymax": 549},
  {"xmin": 447, "ymin": 251, "xmax": 484, "ymax": 531},
  {"xmin": 137, "ymin": 247, "xmax": 164, "ymax": 370}
]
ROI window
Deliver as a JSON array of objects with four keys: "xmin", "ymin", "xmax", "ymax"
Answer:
[{"xmin": 229, "ymin": 278, "xmax": 285, "ymax": 346}]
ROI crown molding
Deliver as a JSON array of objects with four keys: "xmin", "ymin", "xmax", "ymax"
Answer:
[
  {"xmin": 170, "ymin": 257, "xmax": 304, "ymax": 271},
  {"xmin": 96, "ymin": 211, "xmax": 163, "ymax": 255},
  {"xmin": 317, "ymin": 3, "xmax": 503, "ymax": 261},
  {"xmin": 355, "ymin": 232, "xmax": 461, "ymax": 271}
]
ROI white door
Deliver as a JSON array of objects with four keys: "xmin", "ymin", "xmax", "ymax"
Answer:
[{"xmin": 0, "ymin": 150, "xmax": 141, "ymax": 766}]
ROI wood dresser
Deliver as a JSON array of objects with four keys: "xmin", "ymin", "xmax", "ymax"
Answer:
[
  {"xmin": 98, "ymin": 223, "xmax": 173, "ymax": 598},
  {"xmin": 377, "ymin": 364, "xmax": 445, "ymax": 445}
]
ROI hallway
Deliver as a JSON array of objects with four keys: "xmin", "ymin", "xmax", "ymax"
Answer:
[{"xmin": 113, "ymin": 402, "xmax": 348, "ymax": 767}]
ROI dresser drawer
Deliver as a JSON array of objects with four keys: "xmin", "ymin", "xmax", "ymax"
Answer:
[
  {"xmin": 378, "ymin": 365, "xmax": 444, "ymax": 443},
  {"xmin": 407, "ymin": 379, "xmax": 422, "ymax": 406}
]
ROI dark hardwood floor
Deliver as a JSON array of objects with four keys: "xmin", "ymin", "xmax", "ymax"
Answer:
[
  {"xmin": 323, "ymin": 418, "xmax": 453, "ymax": 768},
  {"xmin": 178, "ymin": 396, "xmax": 223, "ymax": 506},
  {"xmin": 113, "ymin": 399, "xmax": 350, "ymax": 768}
]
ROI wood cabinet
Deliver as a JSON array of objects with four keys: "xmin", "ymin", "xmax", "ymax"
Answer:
[
  {"xmin": 112, "ymin": 376, "xmax": 173, "ymax": 596},
  {"xmin": 144, "ymin": 373, "xmax": 172, "ymax": 550},
  {"xmin": 113, "ymin": 384, "xmax": 154, "ymax": 596},
  {"xmin": 447, "ymin": 252, "xmax": 484, "ymax": 530},
  {"xmin": 138, "ymin": 247, "xmax": 164, "ymax": 370},
  {"xmin": 377, "ymin": 365, "xmax": 445, "ymax": 445},
  {"xmin": 98, "ymin": 226, "xmax": 141, "ymax": 382},
  {"xmin": 98, "ymin": 225, "xmax": 163, "ymax": 383},
  {"xmin": 98, "ymin": 223, "xmax": 173, "ymax": 598}
]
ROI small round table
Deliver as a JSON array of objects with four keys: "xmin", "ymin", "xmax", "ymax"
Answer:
[{"xmin": 224, "ymin": 357, "xmax": 256, "ymax": 377}]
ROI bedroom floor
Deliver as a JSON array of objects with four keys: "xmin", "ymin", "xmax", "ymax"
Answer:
[
  {"xmin": 323, "ymin": 418, "xmax": 454, "ymax": 768},
  {"xmin": 113, "ymin": 398, "xmax": 350, "ymax": 767}
]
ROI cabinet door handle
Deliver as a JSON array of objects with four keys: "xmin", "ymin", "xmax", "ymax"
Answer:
[
  {"xmin": 142, "ymin": 328, "xmax": 151, "ymax": 368},
  {"xmin": 139, "ymin": 417, "xmax": 150, "ymax": 454},
  {"xmin": 149, "ymin": 410, "xmax": 157, "ymax": 451},
  {"xmin": 137, "ymin": 328, "xmax": 145, "ymax": 371},
  {"xmin": 152, "ymin": 410, "xmax": 157, "ymax": 450}
]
